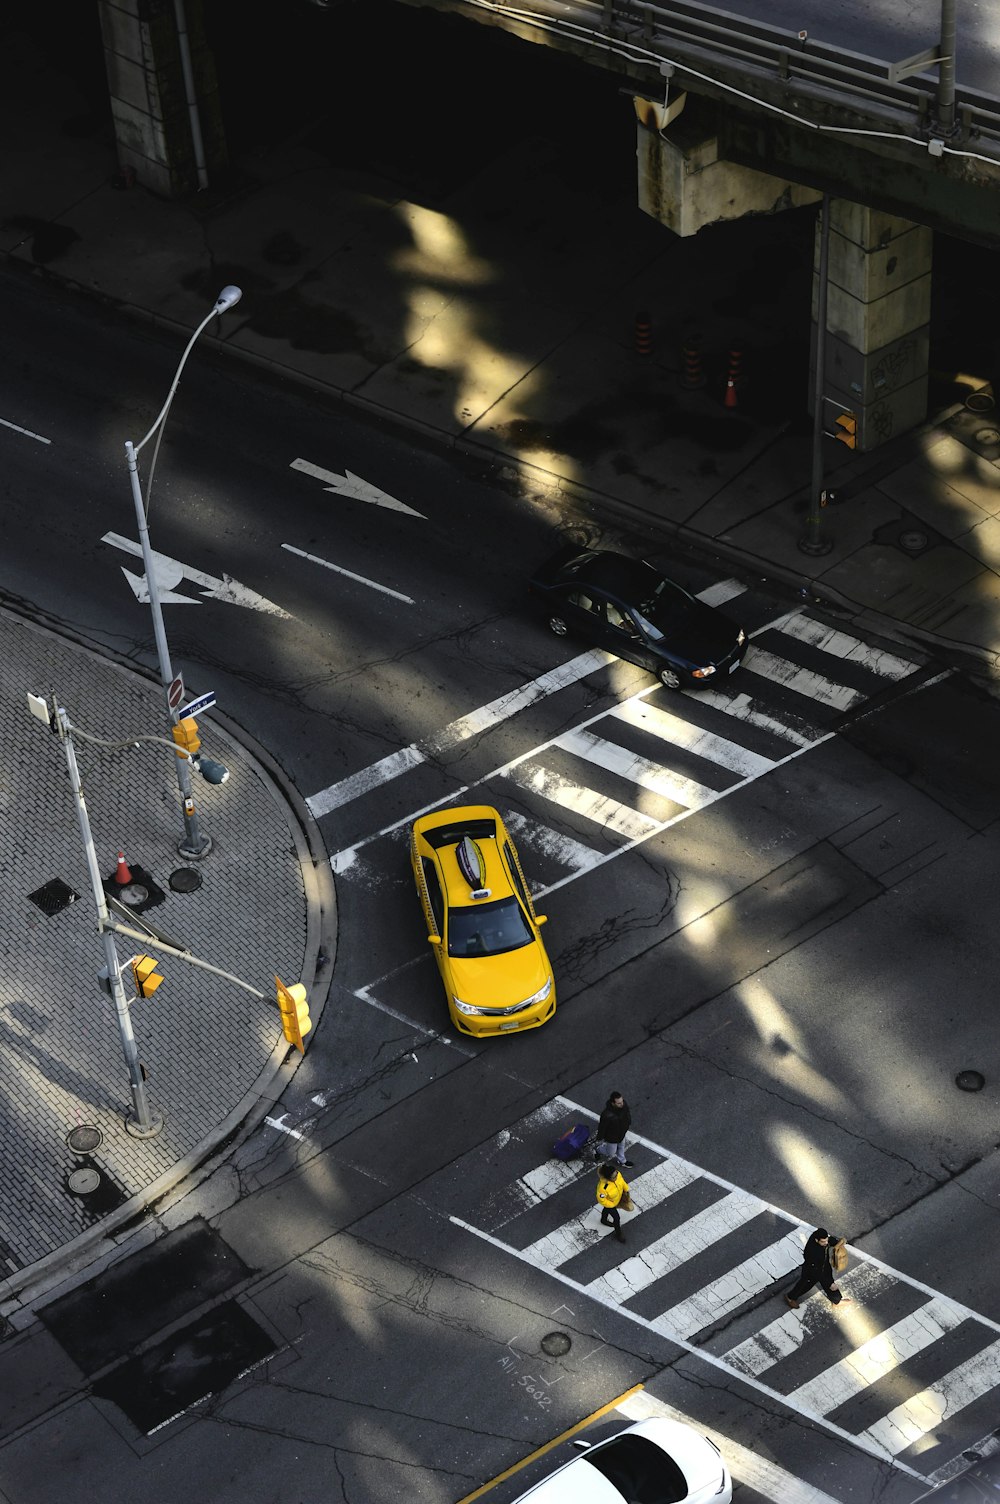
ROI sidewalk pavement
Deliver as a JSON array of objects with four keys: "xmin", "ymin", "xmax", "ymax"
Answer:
[
  {"xmin": 3, "ymin": 27, "xmax": 1000, "ymax": 1315},
  {"xmin": 0, "ymin": 610, "xmax": 330, "ymax": 1321}
]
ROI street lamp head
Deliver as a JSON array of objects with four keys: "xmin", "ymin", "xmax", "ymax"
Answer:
[
  {"xmin": 212, "ymin": 285, "xmax": 242, "ymax": 315},
  {"xmin": 195, "ymin": 755, "xmax": 230, "ymax": 786}
]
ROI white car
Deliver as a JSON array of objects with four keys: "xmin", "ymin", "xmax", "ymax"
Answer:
[{"xmin": 510, "ymin": 1417, "xmax": 732, "ymax": 1504}]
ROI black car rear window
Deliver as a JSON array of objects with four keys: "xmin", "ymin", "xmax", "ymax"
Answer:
[
  {"xmin": 424, "ymin": 818, "xmax": 496, "ymax": 850},
  {"xmin": 584, "ymin": 1434, "xmax": 690, "ymax": 1504}
]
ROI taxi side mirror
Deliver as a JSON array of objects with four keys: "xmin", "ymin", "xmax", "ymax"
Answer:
[
  {"xmin": 535, "ymin": 914, "xmax": 548, "ymax": 926},
  {"xmin": 428, "ymin": 934, "xmax": 441, "ymax": 946}
]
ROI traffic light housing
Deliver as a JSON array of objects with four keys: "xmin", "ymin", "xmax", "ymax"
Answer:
[
  {"xmin": 131, "ymin": 954, "xmax": 164, "ymax": 999},
  {"xmin": 172, "ymin": 716, "xmax": 201, "ymax": 758},
  {"xmin": 276, "ymin": 975, "xmax": 311, "ymax": 1053},
  {"xmin": 834, "ymin": 412, "xmax": 858, "ymax": 448}
]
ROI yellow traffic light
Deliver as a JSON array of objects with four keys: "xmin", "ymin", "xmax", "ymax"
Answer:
[
  {"xmin": 276, "ymin": 975, "xmax": 312, "ymax": 1053},
  {"xmin": 172, "ymin": 716, "xmax": 201, "ymax": 758},
  {"xmin": 131, "ymin": 954, "xmax": 164, "ymax": 999},
  {"xmin": 834, "ymin": 412, "xmax": 858, "ymax": 448}
]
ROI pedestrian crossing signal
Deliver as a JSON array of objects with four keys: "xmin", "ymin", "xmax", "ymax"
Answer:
[
  {"xmin": 131, "ymin": 954, "xmax": 164, "ymax": 999},
  {"xmin": 834, "ymin": 412, "xmax": 858, "ymax": 448},
  {"xmin": 276, "ymin": 975, "xmax": 311, "ymax": 1053}
]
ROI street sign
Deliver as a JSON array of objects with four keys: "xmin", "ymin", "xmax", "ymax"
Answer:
[
  {"xmin": 179, "ymin": 691, "xmax": 217, "ymax": 719},
  {"xmin": 167, "ymin": 676, "xmax": 185, "ymax": 709}
]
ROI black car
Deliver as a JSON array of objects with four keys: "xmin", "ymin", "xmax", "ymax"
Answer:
[{"xmin": 528, "ymin": 548, "xmax": 747, "ymax": 690}]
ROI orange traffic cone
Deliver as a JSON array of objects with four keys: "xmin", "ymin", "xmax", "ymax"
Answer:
[
  {"xmin": 114, "ymin": 852, "xmax": 133, "ymax": 885},
  {"xmin": 724, "ymin": 377, "xmax": 738, "ymax": 409}
]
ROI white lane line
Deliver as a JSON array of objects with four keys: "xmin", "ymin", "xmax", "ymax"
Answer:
[
  {"xmin": 696, "ymin": 688, "xmax": 817, "ymax": 749},
  {"xmin": 694, "ymin": 578, "xmax": 747, "ymax": 608},
  {"xmin": 589, "ymin": 1188, "xmax": 765, "ymax": 1306},
  {"xmin": 0, "ymin": 416, "xmax": 51, "ymax": 444},
  {"xmin": 503, "ymin": 809, "xmax": 602, "ymax": 874},
  {"xmin": 308, "ymin": 648, "xmax": 611, "ymax": 818},
  {"xmin": 617, "ymin": 1391, "xmax": 844, "ymax": 1504},
  {"xmin": 282, "ymin": 542, "xmax": 414, "ymax": 604},
  {"xmin": 778, "ymin": 615, "xmax": 918, "ymax": 679},
  {"xmin": 863, "ymin": 1337, "xmax": 1000, "ymax": 1458},
  {"xmin": 786, "ymin": 1296, "xmax": 968, "ymax": 1414},
  {"xmin": 743, "ymin": 647, "xmax": 862, "ymax": 711},
  {"xmin": 555, "ymin": 727, "xmax": 720, "ymax": 806},
  {"xmin": 264, "ymin": 1114, "xmax": 305, "ymax": 1140},
  {"xmin": 504, "ymin": 762, "xmax": 662, "ymax": 842},
  {"xmin": 611, "ymin": 697, "xmax": 775, "ymax": 778}
]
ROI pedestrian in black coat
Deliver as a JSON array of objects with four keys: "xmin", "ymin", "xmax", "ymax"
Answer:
[
  {"xmin": 595, "ymin": 1091, "xmax": 633, "ymax": 1168},
  {"xmin": 784, "ymin": 1228, "xmax": 851, "ymax": 1308}
]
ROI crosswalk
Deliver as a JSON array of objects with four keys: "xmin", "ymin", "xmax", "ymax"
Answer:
[
  {"xmin": 319, "ymin": 586, "xmax": 928, "ymax": 887},
  {"xmin": 453, "ymin": 1099, "xmax": 1000, "ymax": 1490}
]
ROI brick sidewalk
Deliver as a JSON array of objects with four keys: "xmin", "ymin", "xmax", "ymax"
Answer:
[{"xmin": 0, "ymin": 609, "xmax": 326, "ymax": 1306}]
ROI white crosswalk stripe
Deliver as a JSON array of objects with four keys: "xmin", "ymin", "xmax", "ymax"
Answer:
[
  {"xmin": 452, "ymin": 1097, "xmax": 1000, "ymax": 1486},
  {"xmin": 325, "ymin": 601, "xmax": 925, "ymax": 878},
  {"xmin": 554, "ymin": 727, "xmax": 719, "ymax": 806}
]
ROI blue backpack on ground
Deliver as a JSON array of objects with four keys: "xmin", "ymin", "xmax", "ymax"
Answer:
[{"xmin": 552, "ymin": 1123, "xmax": 590, "ymax": 1161}]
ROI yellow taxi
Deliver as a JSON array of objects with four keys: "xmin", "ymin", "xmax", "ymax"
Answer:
[{"xmin": 409, "ymin": 804, "xmax": 556, "ymax": 1037}]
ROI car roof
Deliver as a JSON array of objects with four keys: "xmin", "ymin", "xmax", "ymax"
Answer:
[
  {"xmin": 510, "ymin": 1418, "xmax": 721, "ymax": 1504},
  {"xmin": 414, "ymin": 805, "xmax": 517, "ymax": 907},
  {"xmin": 563, "ymin": 551, "xmax": 658, "ymax": 600}
]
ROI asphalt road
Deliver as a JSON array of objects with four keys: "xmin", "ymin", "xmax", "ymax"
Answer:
[{"xmin": 3, "ymin": 265, "xmax": 1000, "ymax": 1503}]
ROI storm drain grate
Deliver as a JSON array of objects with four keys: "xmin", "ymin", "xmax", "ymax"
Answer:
[{"xmin": 28, "ymin": 879, "xmax": 80, "ymax": 917}]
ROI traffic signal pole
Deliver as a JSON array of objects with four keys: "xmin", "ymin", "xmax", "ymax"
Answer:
[
  {"xmin": 800, "ymin": 194, "xmax": 835, "ymax": 557},
  {"xmin": 51, "ymin": 699, "xmax": 162, "ymax": 1138}
]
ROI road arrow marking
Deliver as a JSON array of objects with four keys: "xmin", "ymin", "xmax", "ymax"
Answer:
[
  {"xmin": 102, "ymin": 532, "xmax": 292, "ymax": 618},
  {"xmin": 290, "ymin": 457, "xmax": 426, "ymax": 518}
]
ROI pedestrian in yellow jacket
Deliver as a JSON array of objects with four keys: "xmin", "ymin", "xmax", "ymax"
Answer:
[{"xmin": 596, "ymin": 1162, "xmax": 629, "ymax": 1243}]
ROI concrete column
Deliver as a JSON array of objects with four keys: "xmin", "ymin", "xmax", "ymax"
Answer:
[
  {"xmin": 97, "ymin": 0, "xmax": 227, "ymax": 198},
  {"xmin": 814, "ymin": 201, "xmax": 931, "ymax": 451}
]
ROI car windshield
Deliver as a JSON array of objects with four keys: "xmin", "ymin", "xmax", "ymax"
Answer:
[
  {"xmin": 636, "ymin": 576, "xmax": 694, "ymax": 639},
  {"xmin": 584, "ymin": 1435, "xmax": 689, "ymax": 1504},
  {"xmin": 448, "ymin": 895, "xmax": 533, "ymax": 958}
]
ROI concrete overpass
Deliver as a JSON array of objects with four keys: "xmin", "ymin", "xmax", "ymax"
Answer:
[
  {"xmin": 382, "ymin": 0, "xmax": 1000, "ymax": 450},
  {"xmin": 100, "ymin": 0, "xmax": 1000, "ymax": 451}
]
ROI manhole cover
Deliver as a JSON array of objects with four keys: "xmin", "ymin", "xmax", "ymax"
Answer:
[
  {"xmin": 974, "ymin": 427, "xmax": 1000, "ymax": 446},
  {"xmin": 67, "ymin": 1167, "xmax": 102, "ymax": 1195},
  {"xmin": 28, "ymin": 879, "xmax": 80, "ymax": 917},
  {"xmin": 899, "ymin": 529, "xmax": 930, "ymax": 553},
  {"xmin": 965, "ymin": 391, "xmax": 995, "ymax": 413},
  {"xmin": 66, "ymin": 1125, "xmax": 103, "ymax": 1155},
  {"xmin": 540, "ymin": 1331, "xmax": 572, "ymax": 1357},
  {"xmin": 169, "ymin": 866, "xmax": 203, "ymax": 893},
  {"xmin": 118, "ymin": 883, "xmax": 150, "ymax": 907},
  {"xmin": 956, "ymin": 1070, "xmax": 985, "ymax": 1092}
]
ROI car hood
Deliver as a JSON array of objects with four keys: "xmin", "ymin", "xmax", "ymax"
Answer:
[
  {"xmin": 657, "ymin": 600, "xmax": 741, "ymax": 662},
  {"xmin": 448, "ymin": 943, "xmax": 550, "ymax": 1009}
]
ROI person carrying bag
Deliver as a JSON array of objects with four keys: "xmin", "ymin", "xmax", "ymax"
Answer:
[{"xmin": 596, "ymin": 1162, "xmax": 631, "ymax": 1243}]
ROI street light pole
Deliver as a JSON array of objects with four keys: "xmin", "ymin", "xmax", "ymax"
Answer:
[
  {"xmin": 37, "ymin": 696, "xmax": 162, "ymax": 1138},
  {"xmin": 124, "ymin": 285, "xmax": 242, "ymax": 860},
  {"xmin": 800, "ymin": 194, "xmax": 834, "ymax": 557}
]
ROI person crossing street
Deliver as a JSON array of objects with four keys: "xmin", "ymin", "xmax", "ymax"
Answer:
[
  {"xmin": 784, "ymin": 1228, "xmax": 851, "ymax": 1308},
  {"xmin": 596, "ymin": 1162, "xmax": 629, "ymax": 1243},
  {"xmin": 595, "ymin": 1091, "xmax": 633, "ymax": 1168}
]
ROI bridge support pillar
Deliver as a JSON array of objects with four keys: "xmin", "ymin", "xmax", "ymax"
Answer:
[
  {"xmin": 97, "ymin": 0, "xmax": 227, "ymax": 198},
  {"xmin": 813, "ymin": 200, "xmax": 931, "ymax": 451}
]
